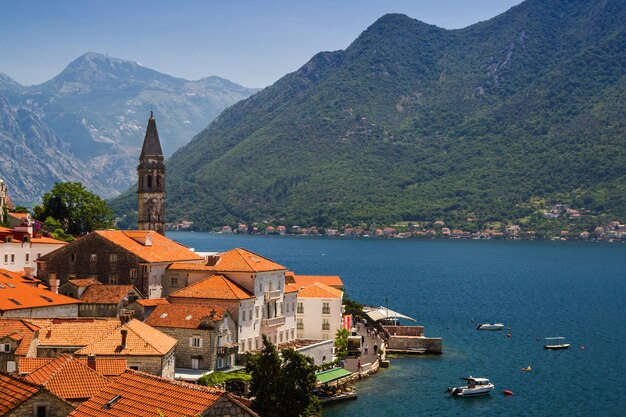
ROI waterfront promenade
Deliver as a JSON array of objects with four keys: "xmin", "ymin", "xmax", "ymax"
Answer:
[{"xmin": 343, "ymin": 322, "xmax": 384, "ymax": 375}]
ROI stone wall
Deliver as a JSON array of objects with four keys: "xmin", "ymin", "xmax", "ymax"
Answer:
[
  {"xmin": 157, "ymin": 326, "xmax": 218, "ymax": 371},
  {"xmin": 386, "ymin": 336, "xmax": 443, "ymax": 354},
  {"xmin": 5, "ymin": 390, "xmax": 74, "ymax": 417},
  {"xmin": 383, "ymin": 325, "xmax": 424, "ymax": 337},
  {"xmin": 203, "ymin": 395, "xmax": 257, "ymax": 417},
  {"xmin": 2, "ymin": 304, "xmax": 79, "ymax": 318}
]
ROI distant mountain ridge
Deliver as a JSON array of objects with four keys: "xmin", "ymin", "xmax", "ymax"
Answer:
[
  {"xmin": 0, "ymin": 53, "xmax": 259, "ymax": 202},
  {"xmin": 111, "ymin": 0, "xmax": 626, "ymax": 229}
]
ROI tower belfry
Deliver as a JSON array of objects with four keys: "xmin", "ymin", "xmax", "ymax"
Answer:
[{"xmin": 137, "ymin": 111, "xmax": 165, "ymax": 235}]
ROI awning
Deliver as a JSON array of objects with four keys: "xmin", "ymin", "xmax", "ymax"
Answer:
[
  {"xmin": 316, "ymin": 367, "xmax": 352, "ymax": 384},
  {"xmin": 364, "ymin": 306, "xmax": 416, "ymax": 322}
]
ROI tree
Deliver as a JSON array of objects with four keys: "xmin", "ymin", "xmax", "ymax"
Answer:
[
  {"xmin": 246, "ymin": 335, "xmax": 320, "ymax": 417},
  {"xmin": 33, "ymin": 183, "xmax": 114, "ymax": 235},
  {"xmin": 334, "ymin": 328, "xmax": 349, "ymax": 360}
]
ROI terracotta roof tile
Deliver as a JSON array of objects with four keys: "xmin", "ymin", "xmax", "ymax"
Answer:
[
  {"xmin": 0, "ymin": 371, "xmax": 41, "ymax": 414},
  {"xmin": 80, "ymin": 285, "xmax": 137, "ymax": 304},
  {"xmin": 145, "ymin": 304, "xmax": 224, "ymax": 329},
  {"xmin": 169, "ymin": 247, "xmax": 285, "ymax": 273},
  {"xmin": 75, "ymin": 319, "xmax": 176, "ymax": 357},
  {"xmin": 30, "ymin": 236, "xmax": 67, "ymax": 244},
  {"xmin": 94, "ymin": 230, "xmax": 203, "ymax": 263},
  {"xmin": 68, "ymin": 370, "xmax": 240, "ymax": 417},
  {"xmin": 168, "ymin": 274, "xmax": 253, "ymax": 300},
  {"xmin": 288, "ymin": 273, "xmax": 344, "ymax": 288},
  {"xmin": 0, "ymin": 269, "xmax": 81, "ymax": 312},
  {"xmin": 68, "ymin": 278, "xmax": 102, "ymax": 287},
  {"xmin": 30, "ymin": 318, "xmax": 122, "ymax": 348},
  {"xmin": 0, "ymin": 318, "xmax": 39, "ymax": 356},
  {"xmin": 24, "ymin": 354, "xmax": 111, "ymax": 401},
  {"xmin": 135, "ymin": 298, "xmax": 169, "ymax": 307},
  {"xmin": 19, "ymin": 357, "xmax": 127, "ymax": 377},
  {"xmin": 285, "ymin": 283, "xmax": 300, "ymax": 294},
  {"xmin": 297, "ymin": 282, "xmax": 344, "ymax": 299}
]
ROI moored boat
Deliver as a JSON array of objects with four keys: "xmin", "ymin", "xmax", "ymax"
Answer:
[
  {"xmin": 447, "ymin": 376, "xmax": 495, "ymax": 397},
  {"xmin": 544, "ymin": 337, "xmax": 570, "ymax": 350},
  {"xmin": 476, "ymin": 323, "xmax": 504, "ymax": 330}
]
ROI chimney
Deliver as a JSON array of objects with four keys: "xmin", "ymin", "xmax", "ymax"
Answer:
[
  {"xmin": 87, "ymin": 354, "xmax": 96, "ymax": 370},
  {"xmin": 23, "ymin": 266, "xmax": 33, "ymax": 279},
  {"xmin": 210, "ymin": 308, "xmax": 217, "ymax": 318},
  {"xmin": 49, "ymin": 272, "xmax": 59, "ymax": 294},
  {"xmin": 120, "ymin": 329, "xmax": 128, "ymax": 349}
]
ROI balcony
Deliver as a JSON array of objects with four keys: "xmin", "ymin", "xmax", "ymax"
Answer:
[
  {"xmin": 264, "ymin": 290, "xmax": 282, "ymax": 301},
  {"xmin": 261, "ymin": 316, "xmax": 286, "ymax": 328},
  {"xmin": 217, "ymin": 342, "xmax": 239, "ymax": 356}
]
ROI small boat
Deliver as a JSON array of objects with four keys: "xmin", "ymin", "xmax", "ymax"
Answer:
[
  {"xmin": 447, "ymin": 376, "xmax": 495, "ymax": 397},
  {"xmin": 544, "ymin": 337, "xmax": 570, "ymax": 350},
  {"xmin": 476, "ymin": 323, "xmax": 504, "ymax": 331}
]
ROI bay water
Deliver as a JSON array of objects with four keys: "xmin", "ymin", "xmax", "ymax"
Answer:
[{"xmin": 169, "ymin": 232, "xmax": 626, "ymax": 416}]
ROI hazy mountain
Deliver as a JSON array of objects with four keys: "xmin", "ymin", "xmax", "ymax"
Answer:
[
  {"xmin": 0, "ymin": 52, "xmax": 259, "ymax": 201},
  {"xmin": 112, "ymin": 0, "xmax": 626, "ymax": 229}
]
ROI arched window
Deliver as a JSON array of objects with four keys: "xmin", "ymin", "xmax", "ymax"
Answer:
[{"xmin": 147, "ymin": 175, "xmax": 152, "ymax": 188}]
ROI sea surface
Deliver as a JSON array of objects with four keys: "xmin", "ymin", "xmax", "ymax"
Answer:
[{"xmin": 168, "ymin": 232, "xmax": 626, "ymax": 416}]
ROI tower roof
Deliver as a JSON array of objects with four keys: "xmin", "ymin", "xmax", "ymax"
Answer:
[{"xmin": 140, "ymin": 112, "xmax": 163, "ymax": 159}]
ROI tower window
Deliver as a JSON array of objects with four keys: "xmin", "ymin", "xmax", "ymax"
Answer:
[{"xmin": 147, "ymin": 175, "xmax": 152, "ymax": 188}]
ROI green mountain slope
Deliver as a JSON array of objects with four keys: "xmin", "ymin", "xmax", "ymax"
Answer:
[{"xmin": 113, "ymin": 0, "xmax": 626, "ymax": 230}]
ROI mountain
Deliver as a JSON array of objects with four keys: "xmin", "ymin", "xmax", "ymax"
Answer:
[
  {"xmin": 113, "ymin": 0, "xmax": 625, "ymax": 230},
  {"xmin": 0, "ymin": 96, "xmax": 108, "ymax": 202},
  {"xmin": 0, "ymin": 53, "xmax": 259, "ymax": 202}
]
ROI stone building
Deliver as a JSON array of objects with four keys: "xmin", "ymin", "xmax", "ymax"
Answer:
[
  {"xmin": 78, "ymin": 284, "xmax": 142, "ymax": 317},
  {"xmin": 0, "ymin": 370, "xmax": 74, "ymax": 417},
  {"xmin": 74, "ymin": 318, "xmax": 177, "ymax": 379},
  {"xmin": 59, "ymin": 278, "xmax": 101, "ymax": 299},
  {"xmin": 144, "ymin": 304, "xmax": 237, "ymax": 377},
  {"xmin": 67, "ymin": 369, "xmax": 258, "ymax": 417},
  {"xmin": 0, "ymin": 318, "xmax": 39, "ymax": 373},
  {"xmin": 36, "ymin": 230, "xmax": 203, "ymax": 298},
  {"xmin": 137, "ymin": 112, "xmax": 166, "ymax": 235}
]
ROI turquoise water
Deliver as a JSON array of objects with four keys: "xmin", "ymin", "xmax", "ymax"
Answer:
[{"xmin": 168, "ymin": 232, "xmax": 626, "ymax": 416}]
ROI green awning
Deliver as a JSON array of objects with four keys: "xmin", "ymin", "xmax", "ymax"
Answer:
[{"xmin": 316, "ymin": 368, "xmax": 352, "ymax": 384}]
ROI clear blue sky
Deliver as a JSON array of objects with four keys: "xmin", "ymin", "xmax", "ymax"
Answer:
[{"xmin": 1, "ymin": 0, "xmax": 523, "ymax": 88}]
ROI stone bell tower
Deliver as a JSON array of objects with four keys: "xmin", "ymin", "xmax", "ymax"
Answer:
[{"xmin": 137, "ymin": 111, "xmax": 165, "ymax": 235}]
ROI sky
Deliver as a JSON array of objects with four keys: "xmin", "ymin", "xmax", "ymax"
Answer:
[{"xmin": 1, "ymin": 0, "xmax": 523, "ymax": 89}]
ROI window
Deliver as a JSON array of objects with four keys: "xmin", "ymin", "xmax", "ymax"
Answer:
[
  {"xmin": 110, "ymin": 254, "xmax": 117, "ymax": 263},
  {"xmin": 255, "ymin": 306, "xmax": 260, "ymax": 319},
  {"xmin": 6, "ymin": 360, "xmax": 16, "ymax": 373},
  {"xmin": 1, "ymin": 343, "xmax": 10, "ymax": 352},
  {"xmin": 36, "ymin": 252, "xmax": 41, "ymax": 259},
  {"xmin": 10, "ymin": 254, "xmax": 14, "ymax": 264},
  {"xmin": 129, "ymin": 365, "xmax": 139, "ymax": 370},
  {"xmin": 90, "ymin": 254, "xmax": 97, "ymax": 263},
  {"xmin": 191, "ymin": 358, "xmax": 199, "ymax": 369},
  {"xmin": 297, "ymin": 319, "xmax": 304, "ymax": 330},
  {"xmin": 322, "ymin": 319, "xmax": 330, "ymax": 331},
  {"xmin": 109, "ymin": 274, "xmax": 118, "ymax": 285},
  {"xmin": 23, "ymin": 235, "xmax": 30, "ymax": 243},
  {"xmin": 25, "ymin": 253, "xmax": 30, "ymax": 263},
  {"xmin": 297, "ymin": 302, "xmax": 304, "ymax": 314},
  {"xmin": 248, "ymin": 309, "xmax": 252, "ymax": 321},
  {"xmin": 70, "ymin": 253, "xmax": 76, "ymax": 263},
  {"xmin": 190, "ymin": 336, "xmax": 202, "ymax": 348},
  {"xmin": 4, "ymin": 236, "xmax": 12, "ymax": 243},
  {"xmin": 3, "ymin": 254, "xmax": 7, "ymax": 264},
  {"xmin": 170, "ymin": 276, "xmax": 178, "ymax": 287},
  {"xmin": 130, "ymin": 269, "xmax": 137, "ymax": 279},
  {"xmin": 291, "ymin": 329, "xmax": 295, "ymax": 340},
  {"xmin": 322, "ymin": 302, "xmax": 330, "ymax": 315},
  {"xmin": 36, "ymin": 405, "xmax": 47, "ymax": 417}
]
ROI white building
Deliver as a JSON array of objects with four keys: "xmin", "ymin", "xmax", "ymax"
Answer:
[
  {"xmin": 0, "ymin": 223, "xmax": 66, "ymax": 275},
  {"xmin": 292, "ymin": 282, "xmax": 344, "ymax": 340}
]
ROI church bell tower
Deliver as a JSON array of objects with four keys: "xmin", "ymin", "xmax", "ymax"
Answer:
[{"xmin": 137, "ymin": 111, "xmax": 165, "ymax": 235}]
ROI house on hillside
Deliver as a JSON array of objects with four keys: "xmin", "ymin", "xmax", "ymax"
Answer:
[
  {"xmin": 0, "ymin": 371, "xmax": 74, "ymax": 417},
  {"xmin": 67, "ymin": 369, "xmax": 258, "ymax": 417},
  {"xmin": 144, "ymin": 304, "xmax": 237, "ymax": 378},
  {"xmin": 0, "ymin": 224, "xmax": 66, "ymax": 275},
  {"xmin": 36, "ymin": 230, "xmax": 203, "ymax": 298},
  {"xmin": 78, "ymin": 284, "xmax": 142, "ymax": 317}
]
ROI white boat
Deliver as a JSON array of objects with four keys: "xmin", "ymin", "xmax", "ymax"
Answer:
[
  {"xmin": 544, "ymin": 337, "xmax": 570, "ymax": 350},
  {"xmin": 476, "ymin": 323, "xmax": 504, "ymax": 330},
  {"xmin": 447, "ymin": 376, "xmax": 494, "ymax": 397}
]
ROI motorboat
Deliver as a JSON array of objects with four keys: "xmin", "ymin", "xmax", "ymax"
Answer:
[
  {"xmin": 476, "ymin": 323, "xmax": 504, "ymax": 330},
  {"xmin": 544, "ymin": 337, "xmax": 570, "ymax": 350},
  {"xmin": 447, "ymin": 376, "xmax": 495, "ymax": 397}
]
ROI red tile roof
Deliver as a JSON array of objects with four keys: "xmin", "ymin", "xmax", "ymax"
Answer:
[
  {"xmin": 0, "ymin": 318, "xmax": 39, "ymax": 356},
  {"xmin": 29, "ymin": 318, "xmax": 122, "ymax": 348},
  {"xmin": 30, "ymin": 236, "xmax": 67, "ymax": 244},
  {"xmin": 94, "ymin": 230, "xmax": 203, "ymax": 263},
  {"xmin": 168, "ymin": 274, "xmax": 253, "ymax": 300},
  {"xmin": 80, "ymin": 285, "xmax": 137, "ymax": 304},
  {"xmin": 0, "ymin": 269, "xmax": 81, "ymax": 312},
  {"xmin": 135, "ymin": 298, "xmax": 169, "ymax": 307},
  {"xmin": 145, "ymin": 304, "xmax": 224, "ymax": 329},
  {"xmin": 68, "ymin": 278, "xmax": 102, "ymax": 287},
  {"xmin": 297, "ymin": 282, "xmax": 344, "ymax": 299},
  {"xmin": 0, "ymin": 371, "xmax": 43, "ymax": 414},
  {"xmin": 19, "ymin": 357, "xmax": 127, "ymax": 377},
  {"xmin": 286, "ymin": 273, "xmax": 344, "ymax": 288},
  {"xmin": 24, "ymin": 354, "xmax": 111, "ymax": 401},
  {"xmin": 68, "ymin": 370, "xmax": 256, "ymax": 417},
  {"xmin": 169, "ymin": 247, "xmax": 285, "ymax": 273},
  {"xmin": 75, "ymin": 319, "xmax": 176, "ymax": 357}
]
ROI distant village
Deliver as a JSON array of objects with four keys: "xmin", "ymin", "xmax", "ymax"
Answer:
[{"xmin": 168, "ymin": 204, "xmax": 625, "ymax": 242}]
